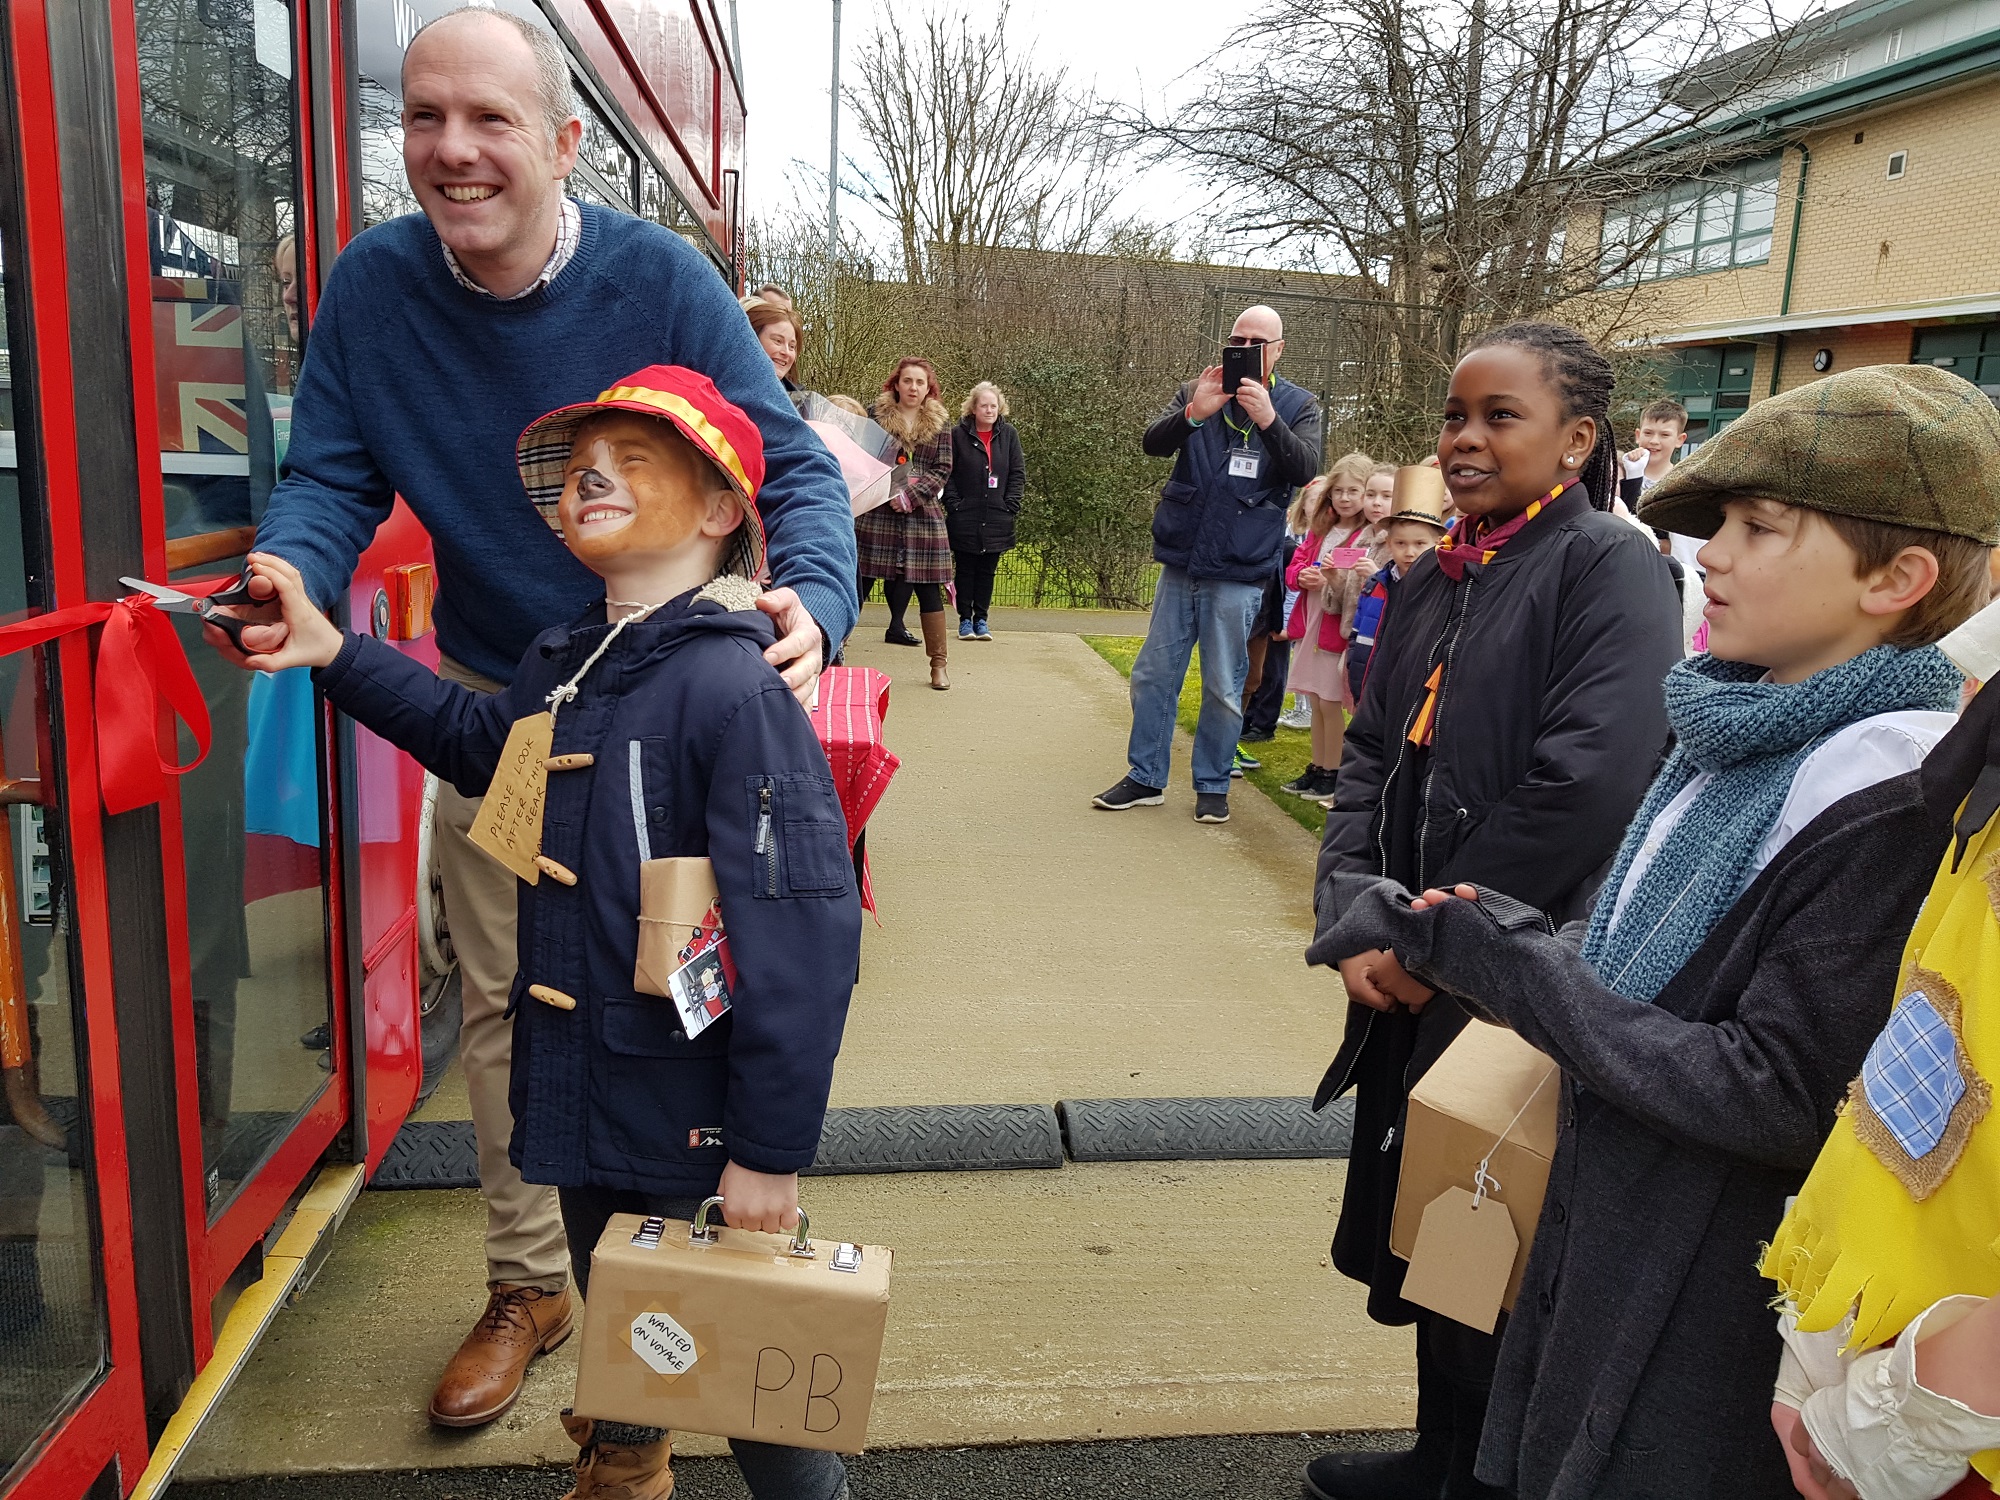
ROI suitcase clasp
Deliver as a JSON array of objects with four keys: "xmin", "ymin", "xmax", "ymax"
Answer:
[{"xmin": 690, "ymin": 1195, "xmax": 817, "ymax": 1258}]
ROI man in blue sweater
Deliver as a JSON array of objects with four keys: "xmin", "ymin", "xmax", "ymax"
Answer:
[
  {"xmin": 1093, "ymin": 305, "xmax": 1323, "ymax": 825},
  {"xmin": 225, "ymin": 6, "xmax": 856, "ymax": 1429}
]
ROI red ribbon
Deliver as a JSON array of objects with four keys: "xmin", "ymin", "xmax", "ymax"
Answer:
[{"xmin": 0, "ymin": 589, "xmax": 217, "ymax": 816}]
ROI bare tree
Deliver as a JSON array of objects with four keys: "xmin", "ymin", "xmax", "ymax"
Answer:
[
  {"xmin": 844, "ymin": 3, "xmax": 1125, "ymax": 285},
  {"xmin": 1129, "ymin": 0, "xmax": 1808, "ymax": 341}
]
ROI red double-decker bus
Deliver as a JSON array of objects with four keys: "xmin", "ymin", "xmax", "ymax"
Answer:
[{"xmin": 0, "ymin": 3, "xmax": 745, "ymax": 1495}]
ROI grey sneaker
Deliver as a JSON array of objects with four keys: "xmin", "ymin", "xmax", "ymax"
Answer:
[
  {"xmin": 1093, "ymin": 776, "xmax": 1165, "ymax": 811},
  {"xmin": 1277, "ymin": 699, "xmax": 1314, "ymax": 730},
  {"xmin": 1194, "ymin": 793, "xmax": 1230, "ymax": 824}
]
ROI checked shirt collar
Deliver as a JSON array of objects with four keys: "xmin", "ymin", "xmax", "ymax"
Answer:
[{"xmin": 441, "ymin": 196, "xmax": 581, "ymax": 300}]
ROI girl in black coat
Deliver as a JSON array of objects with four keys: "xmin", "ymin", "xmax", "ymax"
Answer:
[
  {"xmin": 942, "ymin": 381, "xmax": 1025, "ymax": 641},
  {"xmin": 1305, "ymin": 323, "xmax": 1682, "ymax": 1500}
]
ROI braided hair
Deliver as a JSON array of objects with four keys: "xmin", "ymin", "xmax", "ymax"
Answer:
[{"xmin": 1466, "ymin": 321, "xmax": 1618, "ymax": 511}]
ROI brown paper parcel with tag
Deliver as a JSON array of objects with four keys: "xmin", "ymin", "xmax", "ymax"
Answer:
[
  {"xmin": 573, "ymin": 1211, "xmax": 892, "ymax": 1452},
  {"xmin": 634, "ymin": 857, "xmax": 721, "ymax": 998},
  {"xmin": 1391, "ymin": 1020, "xmax": 1559, "ymax": 1313}
]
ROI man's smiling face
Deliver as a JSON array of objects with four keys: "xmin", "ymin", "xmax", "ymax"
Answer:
[
  {"xmin": 400, "ymin": 12, "xmax": 580, "ymax": 281},
  {"xmin": 558, "ymin": 415, "xmax": 728, "ymax": 571}
]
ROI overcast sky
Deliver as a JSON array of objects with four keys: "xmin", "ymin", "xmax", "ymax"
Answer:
[{"xmin": 739, "ymin": 0, "xmax": 1239, "ymax": 258}]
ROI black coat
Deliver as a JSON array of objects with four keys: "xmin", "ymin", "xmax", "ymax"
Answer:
[
  {"xmin": 1318, "ymin": 740, "xmax": 1955, "ymax": 1498},
  {"xmin": 1142, "ymin": 378, "xmax": 1322, "ymax": 583},
  {"xmin": 942, "ymin": 416, "xmax": 1025, "ymax": 554},
  {"xmin": 1311, "ymin": 485, "xmax": 1683, "ymax": 1324},
  {"xmin": 316, "ymin": 593, "xmax": 861, "ymax": 1197}
]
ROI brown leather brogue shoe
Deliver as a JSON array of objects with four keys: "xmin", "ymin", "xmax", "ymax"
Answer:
[
  {"xmin": 559, "ymin": 1410, "xmax": 675, "ymax": 1499},
  {"xmin": 427, "ymin": 1282, "xmax": 573, "ymax": 1428}
]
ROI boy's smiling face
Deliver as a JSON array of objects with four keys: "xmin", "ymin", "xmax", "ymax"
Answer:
[{"xmin": 557, "ymin": 413, "xmax": 739, "ymax": 572}]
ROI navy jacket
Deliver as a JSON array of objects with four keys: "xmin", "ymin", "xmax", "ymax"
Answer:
[
  {"xmin": 316, "ymin": 593, "xmax": 861, "ymax": 1196},
  {"xmin": 1142, "ymin": 377, "xmax": 1323, "ymax": 583}
]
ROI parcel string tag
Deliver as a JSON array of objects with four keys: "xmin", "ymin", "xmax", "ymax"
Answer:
[
  {"xmin": 1400, "ymin": 1185, "xmax": 1519, "ymax": 1334},
  {"xmin": 631, "ymin": 1305, "xmax": 701, "ymax": 1380},
  {"xmin": 469, "ymin": 711, "xmax": 553, "ymax": 883}
]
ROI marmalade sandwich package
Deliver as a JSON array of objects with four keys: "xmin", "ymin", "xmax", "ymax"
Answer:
[{"xmin": 1391, "ymin": 1019, "xmax": 1559, "ymax": 1318}]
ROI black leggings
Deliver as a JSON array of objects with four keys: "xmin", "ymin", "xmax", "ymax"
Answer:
[
  {"xmin": 953, "ymin": 551, "xmax": 1002, "ymax": 620},
  {"xmin": 876, "ymin": 579, "xmax": 944, "ymax": 627}
]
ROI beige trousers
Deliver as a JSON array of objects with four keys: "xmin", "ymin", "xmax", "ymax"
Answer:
[{"xmin": 435, "ymin": 656, "xmax": 569, "ymax": 1291}]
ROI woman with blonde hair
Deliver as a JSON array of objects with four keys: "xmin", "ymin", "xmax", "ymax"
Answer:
[
  {"xmin": 942, "ymin": 380, "xmax": 1025, "ymax": 641},
  {"xmin": 856, "ymin": 356, "xmax": 955, "ymax": 688}
]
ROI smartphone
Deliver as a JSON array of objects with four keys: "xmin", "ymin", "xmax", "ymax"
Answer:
[{"xmin": 1221, "ymin": 342, "xmax": 1263, "ymax": 397}]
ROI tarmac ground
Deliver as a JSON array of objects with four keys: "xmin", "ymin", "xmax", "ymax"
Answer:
[{"xmin": 173, "ymin": 605, "xmax": 1410, "ymax": 1488}]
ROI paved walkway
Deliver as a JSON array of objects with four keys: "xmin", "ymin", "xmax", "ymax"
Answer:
[{"xmin": 177, "ymin": 609, "xmax": 1411, "ymax": 1483}]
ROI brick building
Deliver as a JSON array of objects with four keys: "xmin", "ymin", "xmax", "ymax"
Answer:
[{"xmin": 1589, "ymin": 0, "xmax": 2000, "ymax": 441}]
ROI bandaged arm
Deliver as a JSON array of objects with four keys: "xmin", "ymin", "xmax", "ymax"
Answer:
[{"xmin": 1801, "ymin": 1295, "xmax": 2000, "ymax": 1500}]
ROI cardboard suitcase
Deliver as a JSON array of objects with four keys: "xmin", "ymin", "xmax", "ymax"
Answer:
[{"xmin": 574, "ymin": 1203, "xmax": 892, "ymax": 1453}]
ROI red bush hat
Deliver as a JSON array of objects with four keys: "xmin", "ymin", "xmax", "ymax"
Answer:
[{"xmin": 516, "ymin": 364, "xmax": 768, "ymax": 578}]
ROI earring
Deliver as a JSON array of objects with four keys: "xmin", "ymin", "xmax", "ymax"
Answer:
[{"xmin": 1564, "ymin": 456, "xmax": 1578, "ymax": 466}]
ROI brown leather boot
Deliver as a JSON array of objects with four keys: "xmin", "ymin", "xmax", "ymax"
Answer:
[
  {"xmin": 920, "ymin": 609, "xmax": 950, "ymax": 691},
  {"xmin": 427, "ymin": 1282, "xmax": 573, "ymax": 1427},
  {"xmin": 560, "ymin": 1410, "xmax": 675, "ymax": 1499}
]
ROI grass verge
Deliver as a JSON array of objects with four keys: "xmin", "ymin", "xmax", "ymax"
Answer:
[{"xmin": 1082, "ymin": 635, "xmax": 1327, "ymax": 836}]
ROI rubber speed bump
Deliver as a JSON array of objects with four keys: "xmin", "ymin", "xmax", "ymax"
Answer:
[
  {"xmin": 1058, "ymin": 1097, "xmax": 1355, "ymax": 1162},
  {"xmin": 804, "ymin": 1103, "xmax": 1064, "ymax": 1175},
  {"xmin": 372, "ymin": 1104, "xmax": 1066, "ymax": 1188}
]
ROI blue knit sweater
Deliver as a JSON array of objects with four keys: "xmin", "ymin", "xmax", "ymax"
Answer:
[{"xmin": 254, "ymin": 203, "xmax": 857, "ymax": 683}]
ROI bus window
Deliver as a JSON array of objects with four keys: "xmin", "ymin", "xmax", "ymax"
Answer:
[
  {"xmin": 135, "ymin": 0, "xmax": 332, "ymax": 1217},
  {"xmin": 0, "ymin": 126, "xmax": 109, "ymax": 1471}
]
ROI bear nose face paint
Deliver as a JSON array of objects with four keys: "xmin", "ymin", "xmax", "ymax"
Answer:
[{"xmin": 558, "ymin": 414, "xmax": 718, "ymax": 567}]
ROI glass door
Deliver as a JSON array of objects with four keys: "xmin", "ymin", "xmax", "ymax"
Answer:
[
  {"xmin": 0, "ymin": 40, "xmax": 130, "ymax": 1482},
  {"xmin": 131, "ymin": 0, "xmax": 338, "ymax": 1259}
]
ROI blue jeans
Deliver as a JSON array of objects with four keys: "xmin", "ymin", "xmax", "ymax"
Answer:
[
  {"xmin": 1126, "ymin": 565, "xmax": 1263, "ymax": 795},
  {"xmin": 560, "ymin": 1186, "xmax": 848, "ymax": 1500}
]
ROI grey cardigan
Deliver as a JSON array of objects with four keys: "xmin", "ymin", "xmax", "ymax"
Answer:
[{"xmin": 1314, "ymin": 769, "xmax": 1950, "ymax": 1500}]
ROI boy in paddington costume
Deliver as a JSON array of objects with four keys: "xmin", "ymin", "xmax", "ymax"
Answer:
[{"xmin": 248, "ymin": 367, "xmax": 860, "ymax": 1500}]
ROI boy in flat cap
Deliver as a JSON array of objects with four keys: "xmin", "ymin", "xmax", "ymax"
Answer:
[
  {"xmin": 1315, "ymin": 365, "xmax": 2000, "ymax": 1500},
  {"xmin": 247, "ymin": 366, "xmax": 860, "ymax": 1500}
]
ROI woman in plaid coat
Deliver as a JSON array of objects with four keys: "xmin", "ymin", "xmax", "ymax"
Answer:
[{"xmin": 857, "ymin": 356, "xmax": 955, "ymax": 688}]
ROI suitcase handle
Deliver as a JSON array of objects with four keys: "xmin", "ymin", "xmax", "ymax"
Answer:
[{"xmin": 690, "ymin": 1195, "xmax": 816, "ymax": 1258}]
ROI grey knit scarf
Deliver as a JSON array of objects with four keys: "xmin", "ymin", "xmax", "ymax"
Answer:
[{"xmin": 1581, "ymin": 645, "xmax": 1961, "ymax": 1002}]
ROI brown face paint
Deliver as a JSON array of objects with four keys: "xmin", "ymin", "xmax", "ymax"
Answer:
[{"xmin": 558, "ymin": 414, "xmax": 728, "ymax": 568}]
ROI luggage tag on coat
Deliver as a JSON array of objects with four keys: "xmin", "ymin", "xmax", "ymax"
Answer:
[
  {"xmin": 469, "ymin": 712, "xmax": 553, "ymax": 883},
  {"xmin": 664, "ymin": 904, "xmax": 736, "ymax": 1039},
  {"xmin": 1399, "ymin": 1185, "xmax": 1518, "ymax": 1334},
  {"xmin": 1229, "ymin": 449, "xmax": 1261, "ymax": 480}
]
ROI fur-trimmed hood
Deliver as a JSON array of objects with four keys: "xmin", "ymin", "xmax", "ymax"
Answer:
[{"xmin": 872, "ymin": 393, "xmax": 951, "ymax": 450}]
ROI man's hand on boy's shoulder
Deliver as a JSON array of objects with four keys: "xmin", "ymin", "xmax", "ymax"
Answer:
[{"xmin": 757, "ymin": 586, "xmax": 824, "ymax": 703}]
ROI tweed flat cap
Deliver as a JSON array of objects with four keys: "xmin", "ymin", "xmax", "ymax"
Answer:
[{"xmin": 1638, "ymin": 364, "xmax": 2000, "ymax": 544}]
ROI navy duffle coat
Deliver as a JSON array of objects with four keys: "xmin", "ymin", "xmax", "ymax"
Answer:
[{"xmin": 316, "ymin": 592, "xmax": 861, "ymax": 1196}]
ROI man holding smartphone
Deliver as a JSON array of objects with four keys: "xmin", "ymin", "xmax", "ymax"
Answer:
[{"xmin": 1093, "ymin": 304, "xmax": 1323, "ymax": 824}]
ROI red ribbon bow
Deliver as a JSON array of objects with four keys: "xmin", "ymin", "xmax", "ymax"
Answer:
[{"xmin": 0, "ymin": 586, "xmax": 221, "ymax": 816}]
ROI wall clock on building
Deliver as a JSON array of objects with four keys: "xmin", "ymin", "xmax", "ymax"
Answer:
[{"xmin": 1814, "ymin": 348, "xmax": 1835, "ymax": 373}]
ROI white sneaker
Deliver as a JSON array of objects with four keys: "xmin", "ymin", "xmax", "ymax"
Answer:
[{"xmin": 1278, "ymin": 701, "xmax": 1313, "ymax": 730}]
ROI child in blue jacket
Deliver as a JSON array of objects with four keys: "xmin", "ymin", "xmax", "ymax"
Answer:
[{"xmin": 248, "ymin": 366, "xmax": 859, "ymax": 1500}]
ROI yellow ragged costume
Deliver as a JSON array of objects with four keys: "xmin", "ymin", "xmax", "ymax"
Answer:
[{"xmin": 1764, "ymin": 757, "xmax": 2000, "ymax": 1489}]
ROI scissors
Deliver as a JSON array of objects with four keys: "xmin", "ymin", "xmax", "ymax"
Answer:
[{"xmin": 119, "ymin": 574, "xmax": 260, "ymax": 651}]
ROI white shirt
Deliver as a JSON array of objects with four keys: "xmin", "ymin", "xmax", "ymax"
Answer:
[
  {"xmin": 1608, "ymin": 710, "xmax": 1954, "ymax": 932},
  {"xmin": 441, "ymin": 197, "xmax": 582, "ymax": 300}
]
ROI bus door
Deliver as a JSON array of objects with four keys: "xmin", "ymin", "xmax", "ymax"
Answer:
[
  {"xmin": 120, "ymin": 0, "xmax": 351, "ymax": 1330},
  {"xmin": 0, "ymin": 5, "xmax": 153, "ymax": 1494}
]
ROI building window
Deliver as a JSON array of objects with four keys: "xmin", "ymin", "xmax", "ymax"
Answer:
[
  {"xmin": 1600, "ymin": 159, "xmax": 1781, "ymax": 285},
  {"xmin": 1657, "ymin": 343, "xmax": 1760, "ymax": 443},
  {"xmin": 1886, "ymin": 151, "xmax": 1908, "ymax": 180},
  {"xmin": 1914, "ymin": 324, "xmax": 2000, "ymax": 404}
]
